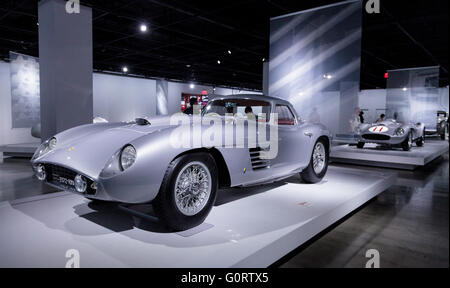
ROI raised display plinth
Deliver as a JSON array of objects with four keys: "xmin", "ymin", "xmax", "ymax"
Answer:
[
  {"xmin": 0, "ymin": 143, "xmax": 39, "ymax": 162},
  {"xmin": 331, "ymin": 140, "xmax": 449, "ymax": 170},
  {"xmin": 0, "ymin": 166, "xmax": 396, "ymax": 268}
]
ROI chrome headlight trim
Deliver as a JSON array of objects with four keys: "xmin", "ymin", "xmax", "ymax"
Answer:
[
  {"xmin": 48, "ymin": 137, "xmax": 57, "ymax": 150},
  {"xmin": 99, "ymin": 149, "xmax": 122, "ymax": 179},
  {"xmin": 120, "ymin": 145, "xmax": 136, "ymax": 171},
  {"xmin": 31, "ymin": 137, "xmax": 57, "ymax": 161}
]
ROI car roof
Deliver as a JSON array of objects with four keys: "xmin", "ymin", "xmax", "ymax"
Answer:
[{"xmin": 210, "ymin": 94, "xmax": 292, "ymax": 105}]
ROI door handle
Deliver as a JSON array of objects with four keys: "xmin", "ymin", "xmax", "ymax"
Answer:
[{"xmin": 304, "ymin": 132, "xmax": 313, "ymax": 138}]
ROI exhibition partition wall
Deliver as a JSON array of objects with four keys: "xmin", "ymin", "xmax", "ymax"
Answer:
[
  {"xmin": 269, "ymin": 0, "xmax": 362, "ymax": 137},
  {"xmin": 386, "ymin": 66, "xmax": 442, "ymax": 128}
]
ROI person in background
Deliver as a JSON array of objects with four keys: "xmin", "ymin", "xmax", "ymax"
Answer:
[
  {"xmin": 359, "ymin": 110, "xmax": 365, "ymax": 124},
  {"xmin": 245, "ymin": 106, "xmax": 256, "ymax": 121},
  {"xmin": 308, "ymin": 107, "xmax": 321, "ymax": 123},
  {"xmin": 183, "ymin": 97, "xmax": 198, "ymax": 115},
  {"xmin": 376, "ymin": 114, "xmax": 386, "ymax": 123},
  {"xmin": 349, "ymin": 107, "xmax": 361, "ymax": 132}
]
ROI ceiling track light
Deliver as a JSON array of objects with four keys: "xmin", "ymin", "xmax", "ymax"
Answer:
[{"xmin": 140, "ymin": 24, "xmax": 148, "ymax": 32}]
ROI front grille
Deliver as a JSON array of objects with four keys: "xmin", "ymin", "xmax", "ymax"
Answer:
[
  {"xmin": 249, "ymin": 147, "xmax": 271, "ymax": 170},
  {"xmin": 362, "ymin": 134, "xmax": 391, "ymax": 141},
  {"xmin": 44, "ymin": 164, "xmax": 96, "ymax": 195}
]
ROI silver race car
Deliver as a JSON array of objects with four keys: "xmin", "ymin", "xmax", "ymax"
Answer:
[
  {"xmin": 31, "ymin": 95, "xmax": 332, "ymax": 231},
  {"xmin": 355, "ymin": 119, "xmax": 425, "ymax": 151}
]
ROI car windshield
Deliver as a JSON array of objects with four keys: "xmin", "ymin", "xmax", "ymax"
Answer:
[{"xmin": 202, "ymin": 99, "xmax": 271, "ymax": 122}]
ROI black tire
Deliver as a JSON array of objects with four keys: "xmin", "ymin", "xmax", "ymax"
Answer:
[
  {"xmin": 152, "ymin": 152, "xmax": 218, "ymax": 231},
  {"xmin": 87, "ymin": 198, "xmax": 109, "ymax": 204},
  {"xmin": 416, "ymin": 138, "xmax": 424, "ymax": 147},
  {"xmin": 416, "ymin": 129, "xmax": 425, "ymax": 147},
  {"xmin": 300, "ymin": 138, "xmax": 329, "ymax": 184},
  {"xmin": 356, "ymin": 142, "xmax": 365, "ymax": 149},
  {"xmin": 401, "ymin": 132, "xmax": 412, "ymax": 151}
]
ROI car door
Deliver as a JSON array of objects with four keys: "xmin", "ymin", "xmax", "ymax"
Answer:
[{"xmin": 271, "ymin": 104, "xmax": 309, "ymax": 173}]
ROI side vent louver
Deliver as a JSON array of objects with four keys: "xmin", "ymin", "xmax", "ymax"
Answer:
[{"xmin": 249, "ymin": 147, "xmax": 271, "ymax": 170}]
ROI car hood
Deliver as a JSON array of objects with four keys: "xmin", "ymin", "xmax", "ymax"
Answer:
[
  {"xmin": 35, "ymin": 116, "xmax": 174, "ymax": 178},
  {"xmin": 360, "ymin": 119, "xmax": 403, "ymax": 135}
]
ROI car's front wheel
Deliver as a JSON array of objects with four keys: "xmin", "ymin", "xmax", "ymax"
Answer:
[
  {"xmin": 153, "ymin": 152, "xmax": 218, "ymax": 231},
  {"xmin": 401, "ymin": 132, "xmax": 413, "ymax": 151},
  {"xmin": 300, "ymin": 138, "xmax": 329, "ymax": 184}
]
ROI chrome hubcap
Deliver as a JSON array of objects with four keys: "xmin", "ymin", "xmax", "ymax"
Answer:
[
  {"xmin": 313, "ymin": 142, "xmax": 326, "ymax": 174},
  {"xmin": 174, "ymin": 161, "xmax": 211, "ymax": 216}
]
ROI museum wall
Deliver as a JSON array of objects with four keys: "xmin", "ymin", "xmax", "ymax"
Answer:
[
  {"xmin": 93, "ymin": 73, "xmax": 157, "ymax": 122},
  {"xmin": 0, "ymin": 60, "xmax": 261, "ymax": 145},
  {"xmin": 0, "ymin": 61, "xmax": 38, "ymax": 146},
  {"xmin": 269, "ymin": 0, "xmax": 363, "ymax": 136},
  {"xmin": 358, "ymin": 89, "xmax": 387, "ymax": 123}
]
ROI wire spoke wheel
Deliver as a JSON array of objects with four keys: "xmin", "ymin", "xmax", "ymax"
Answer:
[
  {"xmin": 174, "ymin": 161, "xmax": 212, "ymax": 216},
  {"xmin": 312, "ymin": 142, "xmax": 326, "ymax": 174}
]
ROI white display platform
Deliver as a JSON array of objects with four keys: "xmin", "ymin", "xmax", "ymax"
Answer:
[
  {"xmin": 0, "ymin": 142, "xmax": 39, "ymax": 162},
  {"xmin": 0, "ymin": 166, "xmax": 396, "ymax": 268},
  {"xmin": 331, "ymin": 140, "xmax": 449, "ymax": 170}
]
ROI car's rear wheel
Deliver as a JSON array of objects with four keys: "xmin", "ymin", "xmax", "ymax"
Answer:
[
  {"xmin": 153, "ymin": 152, "xmax": 218, "ymax": 231},
  {"xmin": 416, "ymin": 128, "xmax": 425, "ymax": 147},
  {"xmin": 356, "ymin": 142, "xmax": 365, "ymax": 149},
  {"xmin": 441, "ymin": 123, "xmax": 447, "ymax": 140},
  {"xmin": 401, "ymin": 132, "xmax": 413, "ymax": 151},
  {"xmin": 300, "ymin": 138, "xmax": 329, "ymax": 184}
]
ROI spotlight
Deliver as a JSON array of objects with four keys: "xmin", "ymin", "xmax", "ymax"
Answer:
[
  {"xmin": 217, "ymin": 60, "xmax": 221, "ymax": 64},
  {"xmin": 227, "ymin": 50, "xmax": 232, "ymax": 55},
  {"xmin": 262, "ymin": 58, "xmax": 266, "ymax": 62},
  {"xmin": 189, "ymin": 83, "xmax": 195, "ymax": 89},
  {"xmin": 323, "ymin": 74, "xmax": 333, "ymax": 79},
  {"xmin": 140, "ymin": 24, "xmax": 148, "ymax": 32},
  {"xmin": 122, "ymin": 66, "xmax": 128, "ymax": 73},
  {"xmin": 402, "ymin": 87, "xmax": 408, "ymax": 91}
]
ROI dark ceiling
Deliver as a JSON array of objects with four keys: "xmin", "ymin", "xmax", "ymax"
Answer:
[{"xmin": 0, "ymin": 0, "xmax": 448, "ymax": 90}]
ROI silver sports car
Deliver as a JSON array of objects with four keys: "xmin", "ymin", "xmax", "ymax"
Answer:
[
  {"xmin": 31, "ymin": 94, "xmax": 332, "ymax": 231},
  {"xmin": 355, "ymin": 119, "xmax": 425, "ymax": 151}
]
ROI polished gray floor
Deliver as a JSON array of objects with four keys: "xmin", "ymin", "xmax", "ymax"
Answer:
[
  {"xmin": 0, "ymin": 150, "xmax": 448, "ymax": 268},
  {"xmin": 280, "ymin": 152, "xmax": 449, "ymax": 268}
]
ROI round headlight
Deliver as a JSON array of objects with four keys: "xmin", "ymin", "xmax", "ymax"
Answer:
[
  {"xmin": 35, "ymin": 164, "xmax": 46, "ymax": 181},
  {"xmin": 396, "ymin": 128, "xmax": 405, "ymax": 135},
  {"xmin": 49, "ymin": 137, "xmax": 57, "ymax": 150},
  {"xmin": 74, "ymin": 175, "xmax": 87, "ymax": 193},
  {"xmin": 120, "ymin": 145, "xmax": 136, "ymax": 171}
]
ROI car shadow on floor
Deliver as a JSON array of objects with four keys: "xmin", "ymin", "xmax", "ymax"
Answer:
[{"xmin": 69, "ymin": 178, "xmax": 291, "ymax": 235}]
